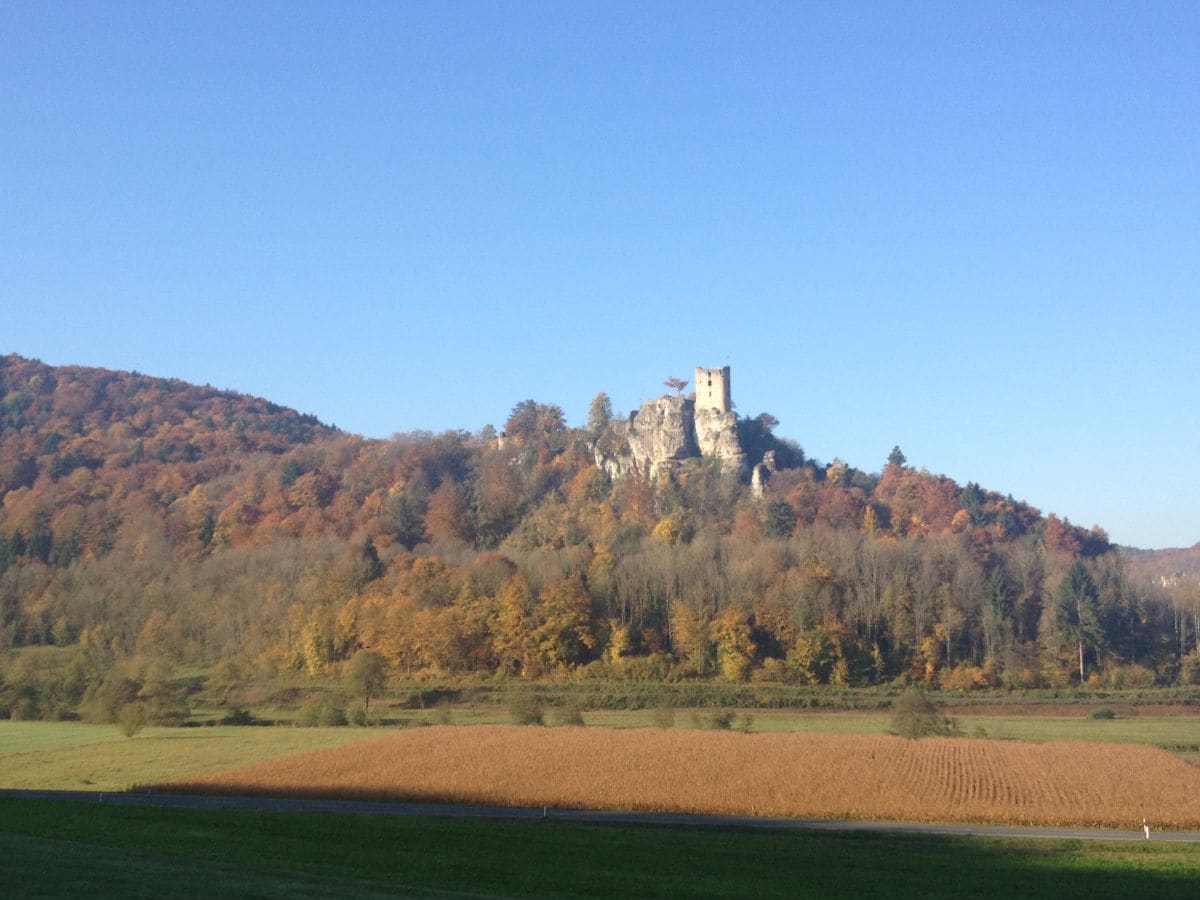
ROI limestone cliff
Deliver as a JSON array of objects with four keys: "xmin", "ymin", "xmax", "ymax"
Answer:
[
  {"xmin": 594, "ymin": 393, "xmax": 744, "ymax": 480},
  {"xmin": 694, "ymin": 406, "xmax": 745, "ymax": 471}
]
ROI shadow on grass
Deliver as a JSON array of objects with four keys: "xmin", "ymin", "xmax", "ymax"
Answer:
[{"xmin": 2, "ymin": 796, "xmax": 1199, "ymax": 899}]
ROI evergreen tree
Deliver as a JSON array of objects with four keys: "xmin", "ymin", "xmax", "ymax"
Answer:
[
  {"xmin": 1056, "ymin": 561, "xmax": 1105, "ymax": 682},
  {"xmin": 961, "ymin": 482, "xmax": 986, "ymax": 526},
  {"xmin": 764, "ymin": 501, "xmax": 796, "ymax": 539},
  {"xmin": 983, "ymin": 565, "xmax": 1013, "ymax": 661}
]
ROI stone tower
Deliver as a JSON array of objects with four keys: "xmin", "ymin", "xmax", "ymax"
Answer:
[{"xmin": 694, "ymin": 366, "xmax": 731, "ymax": 413}]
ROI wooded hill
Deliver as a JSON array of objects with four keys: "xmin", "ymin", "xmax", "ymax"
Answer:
[{"xmin": 1, "ymin": 353, "xmax": 1198, "ymax": 721}]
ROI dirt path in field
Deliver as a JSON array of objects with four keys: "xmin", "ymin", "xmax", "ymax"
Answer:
[{"xmin": 4, "ymin": 789, "xmax": 1199, "ymax": 844}]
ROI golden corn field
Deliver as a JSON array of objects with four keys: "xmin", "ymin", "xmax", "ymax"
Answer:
[{"xmin": 172, "ymin": 726, "xmax": 1200, "ymax": 830}]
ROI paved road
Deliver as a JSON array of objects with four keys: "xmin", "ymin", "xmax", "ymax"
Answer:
[{"xmin": 2, "ymin": 788, "xmax": 1197, "ymax": 843}]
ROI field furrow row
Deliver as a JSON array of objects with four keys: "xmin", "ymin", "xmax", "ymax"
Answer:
[{"xmin": 166, "ymin": 726, "xmax": 1200, "ymax": 830}]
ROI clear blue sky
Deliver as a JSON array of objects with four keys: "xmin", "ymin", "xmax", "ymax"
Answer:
[{"xmin": 2, "ymin": 2, "xmax": 1197, "ymax": 549}]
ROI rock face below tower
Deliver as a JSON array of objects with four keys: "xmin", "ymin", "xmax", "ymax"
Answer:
[
  {"xmin": 625, "ymin": 394, "xmax": 699, "ymax": 477},
  {"xmin": 694, "ymin": 405, "xmax": 744, "ymax": 471}
]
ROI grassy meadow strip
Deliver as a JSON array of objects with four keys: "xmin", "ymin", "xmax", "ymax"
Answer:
[
  {"xmin": 576, "ymin": 707, "xmax": 1200, "ymax": 744},
  {"xmin": 170, "ymin": 725, "xmax": 1200, "ymax": 830},
  {"xmin": 3, "ymin": 797, "xmax": 1200, "ymax": 899},
  {"xmin": 0, "ymin": 722, "xmax": 382, "ymax": 792}
]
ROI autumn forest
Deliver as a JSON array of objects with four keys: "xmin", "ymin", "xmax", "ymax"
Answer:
[{"xmin": 1, "ymin": 353, "xmax": 1199, "ymax": 722}]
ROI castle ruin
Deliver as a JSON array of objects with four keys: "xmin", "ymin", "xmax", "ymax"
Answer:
[
  {"xmin": 694, "ymin": 366, "xmax": 731, "ymax": 413},
  {"xmin": 593, "ymin": 365, "xmax": 745, "ymax": 480}
]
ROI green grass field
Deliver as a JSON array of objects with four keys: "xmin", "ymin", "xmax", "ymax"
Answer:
[
  {"xmin": 579, "ymin": 707, "xmax": 1200, "ymax": 742},
  {"xmin": 3, "ymin": 716, "xmax": 1199, "ymax": 896},
  {"xmin": 1, "ymin": 797, "xmax": 1198, "ymax": 899},
  {"xmin": 0, "ymin": 723, "xmax": 383, "ymax": 791}
]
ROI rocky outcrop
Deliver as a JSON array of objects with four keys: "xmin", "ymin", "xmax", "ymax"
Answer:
[
  {"xmin": 694, "ymin": 406, "xmax": 745, "ymax": 471},
  {"xmin": 627, "ymin": 395, "xmax": 698, "ymax": 475},
  {"xmin": 594, "ymin": 393, "xmax": 744, "ymax": 480},
  {"xmin": 751, "ymin": 451, "xmax": 777, "ymax": 499}
]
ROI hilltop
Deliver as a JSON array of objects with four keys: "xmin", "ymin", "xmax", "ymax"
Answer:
[{"xmin": 0, "ymin": 355, "xmax": 1195, "ymax": 723}]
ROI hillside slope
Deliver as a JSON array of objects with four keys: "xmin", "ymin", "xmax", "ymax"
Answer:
[{"xmin": 0, "ymin": 355, "xmax": 1194, "ymax": 723}]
